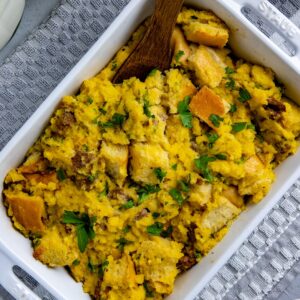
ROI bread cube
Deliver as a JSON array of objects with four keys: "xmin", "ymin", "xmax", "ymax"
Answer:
[
  {"xmin": 101, "ymin": 142, "xmax": 128, "ymax": 185},
  {"xmin": 171, "ymin": 26, "xmax": 191, "ymax": 66}
]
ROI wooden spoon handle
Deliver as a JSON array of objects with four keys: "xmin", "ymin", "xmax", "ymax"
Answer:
[{"xmin": 113, "ymin": 0, "xmax": 184, "ymax": 83}]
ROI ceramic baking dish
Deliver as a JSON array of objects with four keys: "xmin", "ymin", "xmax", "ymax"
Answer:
[{"xmin": 1, "ymin": 0, "xmax": 300, "ymax": 299}]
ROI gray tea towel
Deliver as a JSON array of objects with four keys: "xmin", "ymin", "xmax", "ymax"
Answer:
[{"xmin": 0, "ymin": 0, "xmax": 300, "ymax": 299}]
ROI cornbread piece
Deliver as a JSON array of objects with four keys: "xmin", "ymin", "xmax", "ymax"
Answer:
[
  {"xmin": 33, "ymin": 228, "xmax": 77, "ymax": 267},
  {"xmin": 5, "ymin": 192, "xmax": 45, "ymax": 233},
  {"xmin": 188, "ymin": 183, "xmax": 212, "ymax": 208},
  {"xmin": 178, "ymin": 8, "xmax": 229, "ymax": 48},
  {"xmin": 188, "ymin": 45, "xmax": 225, "ymax": 87},
  {"xmin": 189, "ymin": 86, "xmax": 229, "ymax": 129},
  {"xmin": 171, "ymin": 26, "xmax": 191, "ymax": 66},
  {"xmin": 101, "ymin": 142, "xmax": 128, "ymax": 185},
  {"xmin": 103, "ymin": 254, "xmax": 139, "ymax": 289},
  {"xmin": 133, "ymin": 237, "xmax": 183, "ymax": 294},
  {"xmin": 164, "ymin": 69, "xmax": 197, "ymax": 114},
  {"xmin": 130, "ymin": 143, "xmax": 169, "ymax": 184}
]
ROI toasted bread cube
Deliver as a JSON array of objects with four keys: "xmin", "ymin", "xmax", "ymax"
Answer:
[
  {"xmin": 188, "ymin": 45, "xmax": 225, "ymax": 88},
  {"xmin": 171, "ymin": 26, "xmax": 191, "ymax": 66},
  {"xmin": 178, "ymin": 8, "xmax": 229, "ymax": 48},
  {"xmin": 244, "ymin": 155, "xmax": 264, "ymax": 175},
  {"xmin": 189, "ymin": 183, "xmax": 212, "ymax": 208},
  {"xmin": 101, "ymin": 142, "xmax": 128, "ymax": 185},
  {"xmin": 130, "ymin": 143, "xmax": 169, "ymax": 184},
  {"xmin": 190, "ymin": 86, "xmax": 229, "ymax": 129},
  {"xmin": 197, "ymin": 196, "xmax": 240, "ymax": 236},
  {"xmin": 5, "ymin": 193, "xmax": 45, "ymax": 233}
]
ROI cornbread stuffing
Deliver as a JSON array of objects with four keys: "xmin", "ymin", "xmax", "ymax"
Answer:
[{"xmin": 3, "ymin": 6, "xmax": 300, "ymax": 300}]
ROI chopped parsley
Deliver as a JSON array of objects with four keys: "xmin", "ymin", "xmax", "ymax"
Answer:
[
  {"xmin": 206, "ymin": 132, "xmax": 219, "ymax": 148},
  {"xmin": 225, "ymin": 78, "xmax": 235, "ymax": 90},
  {"xmin": 154, "ymin": 168, "xmax": 167, "ymax": 182},
  {"xmin": 169, "ymin": 188, "xmax": 184, "ymax": 206},
  {"xmin": 99, "ymin": 107, "xmax": 107, "ymax": 115},
  {"xmin": 121, "ymin": 199, "xmax": 134, "ymax": 209},
  {"xmin": 99, "ymin": 260, "xmax": 109, "ymax": 277},
  {"xmin": 209, "ymin": 114, "xmax": 224, "ymax": 128},
  {"xmin": 116, "ymin": 237, "xmax": 132, "ymax": 251},
  {"xmin": 57, "ymin": 168, "xmax": 66, "ymax": 181},
  {"xmin": 225, "ymin": 66, "xmax": 235, "ymax": 75},
  {"xmin": 175, "ymin": 50, "xmax": 185, "ymax": 63},
  {"xmin": 231, "ymin": 122, "xmax": 255, "ymax": 133},
  {"xmin": 62, "ymin": 211, "xmax": 96, "ymax": 253},
  {"xmin": 152, "ymin": 212, "xmax": 160, "ymax": 219},
  {"xmin": 137, "ymin": 184, "xmax": 160, "ymax": 204},
  {"xmin": 215, "ymin": 153, "xmax": 227, "ymax": 160},
  {"xmin": 111, "ymin": 60, "xmax": 118, "ymax": 71},
  {"xmin": 101, "ymin": 113, "xmax": 126, "ymax": 128},
  {"xmin": 194, "ymin": 155, "xmax": 217, "ymax": 183},
  {"xmin": 147, "ymin": 222, "xmax": 163, "ymax": 236},
  {"xmin": 82, "ymin": 144, "xmax": 89, "ymax": 152},
  {"xmin": 99, "ymin": 181, "xmax": 109, "ymax": 197},
  {"xmin": 171, "ymin": 163, "xmax": 177, "ymax": 170},
  {"xmin": 122, "ymin": 225, "xmax": 131, "ymax": 233},
  {"xmin": 238, "ymin": 88, "xmax": 251, "ymax": 103},
  {"xmin": 72, "ymin": 259, "xmax": 80, "ymax": 266},
  {"xmin": 87, "ymin": 97, "xmax": 93, "ymax": 105},
  {"xmin": 143, "ymin": 99, "xmax": 155, "ymax": 118},
  {"xmin": 144, "ymin": 282, "xmax": 154, "ymax": 298},
  {"xmin": 148, "ymin": 68, "xmax": 158, "ymax": 76},
  {"xmin": 178, "ymin": 96, "xmax": 193, "ymax": 128},
  {"xmin": 229, "ymin": 104, "xmax": 237, "ymax": 113},
  {"xmin": 178, "ymin": 180, "xmax": 190, "ymax": 193},
  {"xmin": 161, "ymin": 225, "xmax": 173, "ymax": 238}
]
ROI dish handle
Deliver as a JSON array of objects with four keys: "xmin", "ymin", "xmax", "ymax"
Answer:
[{"xmin": 0, "ymin": 249, "xmax": 40, "ymax": 300}]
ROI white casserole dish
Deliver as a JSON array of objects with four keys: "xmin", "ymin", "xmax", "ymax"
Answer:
[{"xmin": 0, "ymin": 0, "xmax": 300, "ymax": 299}]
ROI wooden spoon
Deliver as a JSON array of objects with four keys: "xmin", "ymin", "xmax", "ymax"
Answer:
[{"xmin": 113, "ymin": 0, "xmax": 184, "ymax": 83}]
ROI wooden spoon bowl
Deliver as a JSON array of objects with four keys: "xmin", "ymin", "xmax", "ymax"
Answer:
[{"xmin": 113, "ymin": 0, "xmax": 184, "ymax": 83}]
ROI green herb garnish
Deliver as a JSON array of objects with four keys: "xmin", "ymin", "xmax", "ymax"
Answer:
[
  {"xmin": 161, "ymin": 225, "xmax": 173, "ymax": 238},
  {"xmin": 238, "ymin": 88, "xmax": 251, "ymax": 103},
  {"xmin": 225, "ymin": 66, "xmax": 235, "ymax": 75},
  {"xmin": 215, "ymin": 153, "xmax": 227, "ymax": 160},
  {"xmin": 171, "ymin": 164, "xmax": 178, "ymax": 170},
  {"xmin": 87, "ymin": 97, "xmax": 93, "ymax": 105},
  {"xmin": 206, "ymin": 132, "xmax": 219, "ymax": 148},
  {"xmin": 137, "ymin": 184, "xmax": 160, "ymax": 204},
  {"xmin": 175, "ymin": 50, "xmax": 185, "ymax": 63},
  {"xmin": 57, "ymin": 168, "xmax": 66, "ymax": 181},
  {"xmin": 143, "ymin": 100, "xmax": 155, "ymax": 118},
  {"xmin": 178, "ymin": 96, "xmax": 193, "ymax": 129},
  {"xmin": 147, "ymin": 222, "xmax": 164, "ymax": 236},
  {"xmin": 226, "ymin": 78, "xmax": 235, "ymax": 90},
  {"xmin": 154, "ymin": 168, "xmax": 167, "ymax": 182},
  {"xmin": 209, "ymin": 114, "xmax": 224, "ymax": 128},
  {"xmin": 116, "ymin": 237, "xmax": 132, "ymax": 251},
  {"xmin": 231, "ymin": 122, "xmax": 255, "ymax": 133},
  {"xmin": 194, "ymin": 155, "xmax": 217, "ymax": 183},
  {"xmin": 169, "ymin": 188, "xmax": 184, "ymax": 206},
  {"xmin": 62, "ymin": 211, "xmax": 96, "ymax": 253},
  {"xmin": 178, "ymin": 180, "xmax": 190, "ymax": 193},
  {"xmin": 72, "ymin": 259, "xmax": 80, "ymax": 266},
  {"xmin": 122, "ymin": 199, "xmax": 134, "ymax": 209},
  {"xmin": 148, "ymin": 68, "xmax": 158, "ymax": 76},
  {"xmin": 143, "ymin": 282, "xmax": 154, "ymax": 298},
  {"xmin": 99, "ymin": 181, "xmax": 109, "ymax": 197},
  {"xmin": 111, "ymin": 60, "xmax": 118, "ymax": 71},
  {"xmin": 101, "ymin": 113, "xmax": 126, "ymax": 128},
  {"xmin": 229, "ymin": 104, "xmax": 237, "ymax": 113},
  {"xmin": 98, "ymin": 260, "xmax": 109, "ymax": 277},
  {"xmin": 152, "ymin": 212, "xmax": 160, "ymax": 219}
]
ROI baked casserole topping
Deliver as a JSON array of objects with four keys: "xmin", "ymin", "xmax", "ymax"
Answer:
[{"xmin": 3, "ymin": 7, "xmax": 300, "ymax": 300}]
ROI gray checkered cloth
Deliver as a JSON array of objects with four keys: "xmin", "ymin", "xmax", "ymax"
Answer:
[{"xmin": 0, "ymin": 0, "xmax": 299, "ymax": 299}]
